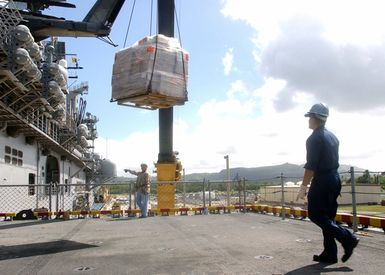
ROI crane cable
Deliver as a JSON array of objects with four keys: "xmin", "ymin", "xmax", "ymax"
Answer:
[
  {"xmin": 147, "ymin": 0, "xmax": 158, "ymax": 94},
  {"xmin": 121, "ymin": 1, "xmax": 187, "ymax": 103},
  {"xmin": 147, "ymin": 1, "xmax": 187, "ymax": 101},
  {"xmin": 174, "ymin": 1, "xmax": 188, "ymax": 101},
  {"xmin": 123, "ymin": 0, "xmax": 137, "ymax": 48},
  {"xmin": 150, "ymin": 0, "xmax": 154, "ymax": 36}
]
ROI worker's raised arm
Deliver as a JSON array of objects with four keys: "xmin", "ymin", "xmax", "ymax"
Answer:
[{"xmin": 124, "ymin": 169, "xmax": 139, "ymax": 176}]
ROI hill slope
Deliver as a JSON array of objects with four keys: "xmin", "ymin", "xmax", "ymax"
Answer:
[{"xmin": 185, "ymin": 163, "xmax": 361, "ymax": 182}]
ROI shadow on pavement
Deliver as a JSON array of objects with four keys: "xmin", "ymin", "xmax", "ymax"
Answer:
[
  {"xmin": 286, "ymin": 263, "xmax": 353, "ymax": 274},
  {"xmin": 0, "ymin": 219, "xmax": 66, "ymax": 230},
  {"xmin": 0, "ymin": 240, "xmax": 97, "ymax": 261}
]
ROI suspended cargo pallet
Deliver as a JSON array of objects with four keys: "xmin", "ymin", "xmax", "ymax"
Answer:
[{"xmin": 111, "ymin": 34, "xmax": 188, "ymax": 109}]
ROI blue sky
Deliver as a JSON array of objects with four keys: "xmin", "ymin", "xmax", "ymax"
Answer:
[{"xmin": 46, "ymin": 0, "xmax": 385, "ymax": 176}]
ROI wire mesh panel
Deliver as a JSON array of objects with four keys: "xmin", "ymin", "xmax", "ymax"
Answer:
[
  {"xmin": 0, "ymin": 184, "xmax": 78, "ymax": 214},
  {"xmin": 174, "ymin": 180, "xmax": 204, "ymax": 208},
  {"xmin": 1, "ymin": 170, "xmax": 382, "ymax": 220},
  {"xmin": 0, "ymin": 1, "xmax": 22, "ymax": 46},
  {"xmin": 94, "ymin": 181, "xmax": 136, "ymax": 211}
]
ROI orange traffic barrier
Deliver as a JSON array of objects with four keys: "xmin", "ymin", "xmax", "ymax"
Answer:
[
  {"xmin": 250, "ymin": 204, "xmax": 385, "ymax": 232},
  {"xmin": 178, "ymin": 207, "xmax": 190, "ymax": 215},
  {"xmin": 125, "ymin": 209, "xmax": 141, "ymax": 217}
]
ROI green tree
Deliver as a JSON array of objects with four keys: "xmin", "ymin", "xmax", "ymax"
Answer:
[{"xmin": 356, "ymin": 170, "xmax": 372, "ymax": 184}]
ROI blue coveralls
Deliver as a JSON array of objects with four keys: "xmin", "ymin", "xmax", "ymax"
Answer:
[{"xmin": 305, "ymin": 126, "xmax": 355, "ymax": 257}]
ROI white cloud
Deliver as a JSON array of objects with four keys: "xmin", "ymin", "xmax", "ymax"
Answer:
[
  {"xmin": 94, "ymin": 130, "xmax": 158, "ymax": 177},
  {"xmin": 222, "ymin": 48, "xmax": 234, "ymax": 75},
  {"xmin": 95, "ymin": 0, "xmax": 385, "ymax": 177},
  {"xmin": 260, "ymin": 15, "xmax": 385, "ymax": 111},
  {"xmin": 216, "ymin": 0, "xmax": 385, "ymax": 172},
  {"xmin": 226, "ymin": 80, "xmax": 249, "ymax": 98},
  {"xmin": 222, "ymin": 0, "xmax": 385, "ymax": 47},
  {"xmin": 222, "ymin": 0, "xmax": 385, "ymax": 112},
  {"xmin": 95, "ymin": 80, "xmax": 385, "ymax": 176}
]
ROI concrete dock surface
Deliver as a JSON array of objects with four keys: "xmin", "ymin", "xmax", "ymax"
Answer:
[{"xmin": 0, "ymin": 213, "xmax": 384, "ymax": 275}]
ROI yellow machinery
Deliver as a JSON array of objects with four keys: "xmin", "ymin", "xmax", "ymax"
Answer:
[
  {"xmin": 156, "ymin": 158, "xmax": 182, "ymax": 210},
  {"xmin": 156, "ymin": 163, "xmax": 177, "ymax": 209}
]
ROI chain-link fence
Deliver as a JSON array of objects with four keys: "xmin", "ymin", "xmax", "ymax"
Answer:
[
  {"xmin": 0, "ymin": 183, "xmax": 94, "ymax": 214},
  {"xmin": 173, "ymin": 179, "xmax": 257, "ymax": 208},
  {"xmin": 1, "ymin": 167, "xmax": 384, "ymax": 227},
  {"xmin": 252, "ymin": 168, "xmax": 384, "ymax": 231},
  {"xmin": 0, "ymin": 179, "xmax": 257, "ymax": 215}
]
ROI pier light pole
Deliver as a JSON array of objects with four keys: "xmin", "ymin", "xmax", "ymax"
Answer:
[{"xmin": 224, "ymin": 155, "xmax": 230, "ymax": 206}]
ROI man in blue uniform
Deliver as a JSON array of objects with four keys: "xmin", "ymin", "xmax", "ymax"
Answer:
[{"xmin": 297, "ymin": 103, "xmax": 359, "ymax": 264}]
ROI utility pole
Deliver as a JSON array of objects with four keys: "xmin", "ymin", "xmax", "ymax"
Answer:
[{"xmin": 224, "ymin": 155, "xmax": 230, "ymax": 206}]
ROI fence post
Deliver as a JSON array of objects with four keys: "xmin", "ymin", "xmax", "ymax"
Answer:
[
  {"xmin": 238, "ymin": 179, "xmax": 241, "ymax": 206},
  {"xmin": 225, "ymin": 155, "xmax": 230, "ymax": 206},
  {"xmin": 133, "ymin": 183, "xmax": 137, "ymax": 210},
  {"xmin": 202, "ymin": 179, "xmax": 206, "ymax": 208},
  {"xmin": 226, "ymin": 179, "xmax": 230, "ymax": 207},
  {"xmin": 208, "ymin": 180, "xmax": 212, "ymax": 207},
  {"xmin": 56, "ymin": 182, "xmax": 59, "ymax": 213},
  {"xmin": 350, "ymin": 167, "xmax": 358, "ymax": 232},
  {"xmin": 49, "ymin": 182, "xmax": 52, "ymax": 215},
  {"xmin": 203, "ymin": 179, "xmax": 208, "ymax": 214},
  {"xmin": 129, "ymin": 181, "xmax": 132, "ymax": 209},
  {"xmin": 183, "ymin": 168, "xmax": 186, "ymax": 208},
  {"xmin": 281, "ymin": 173, "xmax": 285, "ymax": 220},
  {"xmin": 243, "ymin": 178, "xmax": 246, "ymax": 213}
]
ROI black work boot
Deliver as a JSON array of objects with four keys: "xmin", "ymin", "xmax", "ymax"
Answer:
[
  {"xmin": 342, "ymin": 237, "xmax": 359, "ymax": 263},
  {"xmin": 313, "ymin": 254, "xmax": 338, "ymax": 264}
]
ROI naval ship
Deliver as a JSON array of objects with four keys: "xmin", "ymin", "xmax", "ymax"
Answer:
[{"xmin": 0, "ymin": 0, "xmax": 124, "ymax": 215}]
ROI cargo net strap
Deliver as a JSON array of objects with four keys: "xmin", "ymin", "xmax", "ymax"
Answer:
[
  {"xmin": 147, "ymin": 34, "xmax": 159, "ymax": 94},
  {"xmin": 0, "ymin": 1, "xmax": 22, "ymax": 47},
  {"xmin": 147, "ymin": 34, "xmax": 188, "ymax": 102},
  {"xmin": 174, "ymin": 5, "xmax": 188, "ymax": 101}
]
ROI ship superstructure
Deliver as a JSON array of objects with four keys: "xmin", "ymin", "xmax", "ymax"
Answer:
[{"xmin": 0, "ymin": 1, "xmax": 116, "ymax": 214}]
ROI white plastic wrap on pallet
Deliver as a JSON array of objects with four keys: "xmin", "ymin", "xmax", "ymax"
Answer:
[
  {"xmin": 53, "ymin": 104, "xmax": 65, "ymax": 120},
  {"xmin": 111, "ymin": 34, "xmax": 188, "ymax": 105},
  {"xmin": 79, "ymin": 135, "xmax": 89, "ymax": 148},
  {"xmin": 27, "ymin": 42, "xmax": 42, "ymax": 62},
  {"xmin": 48, "ymin": 81, "xmax": 61, "ymax": 98},
  {"xmin": 12, "ymin": 25, "xmax": 34, "ymax": 47},
  {"xmin": 78, "ymin": 124, "xmax": 89, "ymax": 138},
  {"xmin": 14, "ymin": 48, "xmax": 31, "ymax": 65},
  {"xmin": 47, "ymin": 62, "xmax": 68, "ymax": 89}
]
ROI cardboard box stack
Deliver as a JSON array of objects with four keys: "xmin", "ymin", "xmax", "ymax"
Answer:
[{"xmin": 111, "ymin": 35, "xmax": 188, "ymax": 108}]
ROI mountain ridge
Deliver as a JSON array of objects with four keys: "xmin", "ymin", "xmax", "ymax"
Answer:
[{"xmin": 184, "ymin": 163, "xmax": 364, "ymax": 182}]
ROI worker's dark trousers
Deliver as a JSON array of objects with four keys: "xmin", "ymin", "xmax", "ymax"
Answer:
[{"xmin": 308, "ymin": 173, "xmax": 355, "ymax": 257}]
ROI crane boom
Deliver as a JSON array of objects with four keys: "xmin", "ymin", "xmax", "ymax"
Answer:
[{"xmin": 7, "ymin": 0, "xmax": 125, "ymax": 41}]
